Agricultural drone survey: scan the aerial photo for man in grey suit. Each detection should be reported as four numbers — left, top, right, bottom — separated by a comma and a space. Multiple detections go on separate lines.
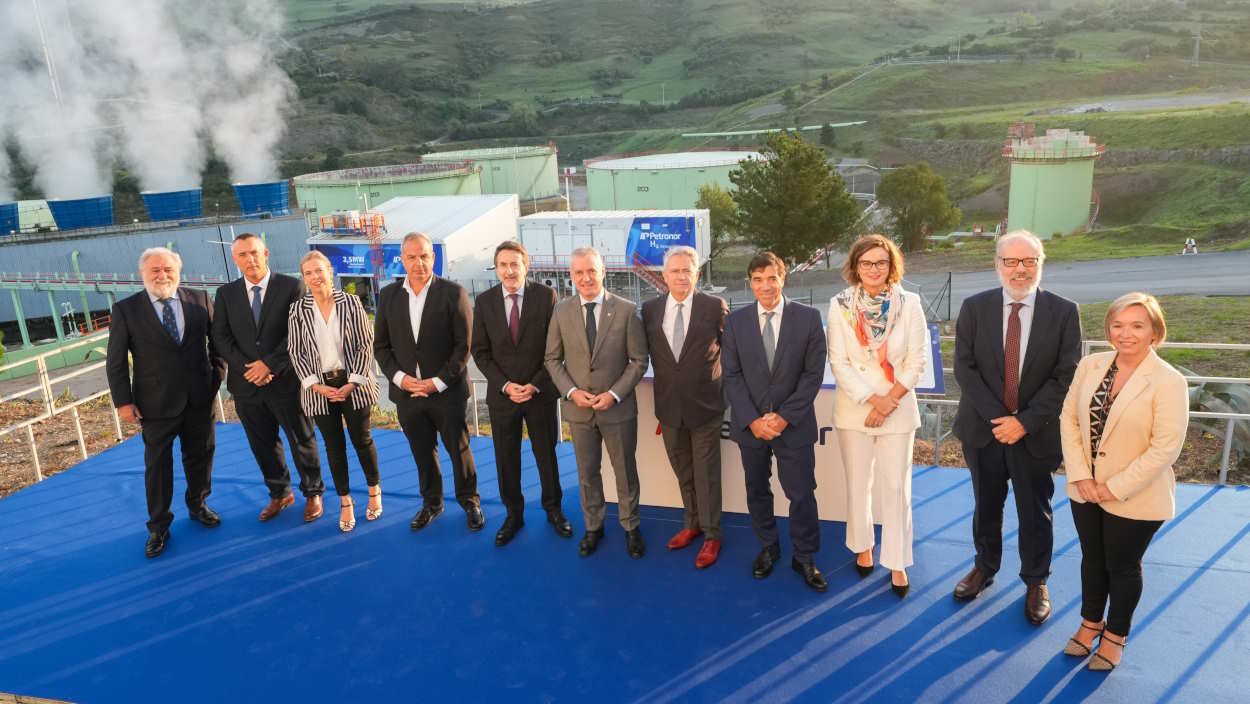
544, 247, 649, 559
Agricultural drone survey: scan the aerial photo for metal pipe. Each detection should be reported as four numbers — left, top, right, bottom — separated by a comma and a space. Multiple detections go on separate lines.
1219, 418, 1237, 485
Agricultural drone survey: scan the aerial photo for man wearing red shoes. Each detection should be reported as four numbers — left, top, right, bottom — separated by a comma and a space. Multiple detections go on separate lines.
641, 246, 728, 569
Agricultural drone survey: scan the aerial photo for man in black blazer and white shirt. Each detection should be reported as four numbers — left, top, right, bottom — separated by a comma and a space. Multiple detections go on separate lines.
471, 240, 570, 546
375, 232, 484, 533
212, 233, 325, 523
641, 245, 729, 569
952, 230, 1082, 625
107, 247, 226, 557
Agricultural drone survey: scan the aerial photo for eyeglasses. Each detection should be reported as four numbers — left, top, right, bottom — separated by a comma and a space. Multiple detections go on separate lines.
999, 257, 1040, 269
857, 259, 891, 271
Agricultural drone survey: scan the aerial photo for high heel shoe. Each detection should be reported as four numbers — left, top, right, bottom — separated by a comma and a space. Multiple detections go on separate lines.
366, 486, 383, 521
891, 571, 909, 599
855, 551, 874, 578
339, 498, 356, 533
1063, 620, 1105, 657
1088, 633, 1125, 671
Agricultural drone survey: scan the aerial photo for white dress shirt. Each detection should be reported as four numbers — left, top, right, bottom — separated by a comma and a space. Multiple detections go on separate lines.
663, 292, 694, 351
390, 277, 447, 392
501, 283, 529, 394
147, 291, 184, 341
757, 297, 785, 336
243, 269, 272, 305
1001, 288, 1037, 378
299, 306, 347, 390
571, 289, 618, 402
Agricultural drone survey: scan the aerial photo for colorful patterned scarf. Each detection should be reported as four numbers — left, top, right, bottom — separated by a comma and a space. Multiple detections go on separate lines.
836, 284, 901, 383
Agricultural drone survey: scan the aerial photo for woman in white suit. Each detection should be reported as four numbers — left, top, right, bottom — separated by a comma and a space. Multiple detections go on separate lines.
827, 234, 928, 598
1059, 292, 1188, 671
287, 251, 383, 532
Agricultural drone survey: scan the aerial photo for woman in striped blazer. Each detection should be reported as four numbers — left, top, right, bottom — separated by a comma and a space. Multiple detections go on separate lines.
287, 251, 382, 532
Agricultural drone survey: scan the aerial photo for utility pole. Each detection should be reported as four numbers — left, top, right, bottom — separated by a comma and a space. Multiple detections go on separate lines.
1192, 31, 1201, 68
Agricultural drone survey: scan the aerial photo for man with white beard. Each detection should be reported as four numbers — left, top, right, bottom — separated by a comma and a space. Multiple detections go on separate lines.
106, 247, 225, 558
951, 231, 1082, 625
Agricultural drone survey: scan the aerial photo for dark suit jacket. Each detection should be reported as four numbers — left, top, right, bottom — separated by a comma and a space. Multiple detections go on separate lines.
641, 291, 728, 428
953, 287, 1082, 460
211, 272, 303, 398
107, 287, 225, 420
471, 281, 558, 409
721, 299, 827, 449
374, 276, 473, 406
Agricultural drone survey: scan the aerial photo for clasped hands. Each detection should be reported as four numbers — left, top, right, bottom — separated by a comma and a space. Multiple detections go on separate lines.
399, 375, 439, 398
991, 415, 1027, 444
244, 359, 275, 386
570, 388, 616, 411
504, 381, 539, 404
1072, 478, 1116, 504
313, 382, 356, 403
749, 412, 789, 441
864, 394, 898, 428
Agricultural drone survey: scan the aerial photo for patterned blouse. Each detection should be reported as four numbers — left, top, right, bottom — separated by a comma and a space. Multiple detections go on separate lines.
1088, 362, 1119, 476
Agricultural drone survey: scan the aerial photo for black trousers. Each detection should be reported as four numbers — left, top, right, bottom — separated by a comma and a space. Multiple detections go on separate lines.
487, 398, 562, 518
396, 396, 479, 510
235, 392, 324, 499
1070, 500, 1163, 637
966, 440, 1056, 585
313, 401, 380, 497
141, 403, 215, 532
739, 441, 819, 563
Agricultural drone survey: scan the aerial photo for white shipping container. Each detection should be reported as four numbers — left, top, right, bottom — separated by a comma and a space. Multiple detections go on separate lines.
516, 209, 709, 270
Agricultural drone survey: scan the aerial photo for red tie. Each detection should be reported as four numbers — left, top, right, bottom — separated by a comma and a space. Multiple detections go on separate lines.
508, 293, 520, 345
1004, 302, 1023, 413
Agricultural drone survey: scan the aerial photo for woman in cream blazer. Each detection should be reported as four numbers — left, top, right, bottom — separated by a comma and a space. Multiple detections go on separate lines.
827, 234, 929, 598
1059, 292, 1189, 671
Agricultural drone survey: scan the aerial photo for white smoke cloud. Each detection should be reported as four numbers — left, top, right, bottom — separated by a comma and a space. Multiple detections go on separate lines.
0, 0, 294, 199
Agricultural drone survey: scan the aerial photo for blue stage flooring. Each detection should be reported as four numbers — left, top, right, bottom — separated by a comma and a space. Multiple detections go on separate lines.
0, 424, 1247, 703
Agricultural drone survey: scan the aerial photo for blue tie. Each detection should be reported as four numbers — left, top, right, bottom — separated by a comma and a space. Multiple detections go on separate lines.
251, 285, 262, 327
160, 298, 179, 342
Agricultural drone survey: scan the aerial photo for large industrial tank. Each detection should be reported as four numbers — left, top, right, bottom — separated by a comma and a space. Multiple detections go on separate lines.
0, 202, 17, 235
585, 151, 762, 210
292, 163, 482, 215
421, 144, 559, 201
47, 195, 114, 231
233, 181, 291, 217
1004, 126, 1104, 239
141, 188, 203, 221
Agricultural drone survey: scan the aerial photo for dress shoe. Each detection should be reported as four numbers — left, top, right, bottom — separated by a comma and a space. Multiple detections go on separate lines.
410, 504, 444, 531
695, 539, 721, 569
667, 527, 703, 550
304, 495, 324, 523
1088, 632, 1126, 671
953, 566, 994, 601
145, 529, 170, 558
792, 558, 829, 592
752, 543, 782, 579
625, 528, 646, 559
547, 511, 574, 538
578, 528, 605, 557
891, 572, 910, 599
495, 515, 523, 546
466, 504, 486, 531
187, 504, 221, 528
1025, 584, 1052, 625
258, 493, 295, 522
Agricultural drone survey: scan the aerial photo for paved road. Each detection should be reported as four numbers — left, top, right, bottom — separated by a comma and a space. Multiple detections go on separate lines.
723, 250, 1250, 317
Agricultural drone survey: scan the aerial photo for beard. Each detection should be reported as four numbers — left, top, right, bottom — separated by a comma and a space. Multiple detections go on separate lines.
145, 280, 179, 299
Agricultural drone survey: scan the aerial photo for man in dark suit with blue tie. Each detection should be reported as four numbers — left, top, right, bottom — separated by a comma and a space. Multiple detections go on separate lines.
107, 247, 226, 557
952, 230, 1082, 625
212, 233, 325, 523
722, 252, 829, 592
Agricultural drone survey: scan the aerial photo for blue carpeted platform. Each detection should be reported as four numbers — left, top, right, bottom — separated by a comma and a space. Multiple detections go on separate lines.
0, 424, 1247, 703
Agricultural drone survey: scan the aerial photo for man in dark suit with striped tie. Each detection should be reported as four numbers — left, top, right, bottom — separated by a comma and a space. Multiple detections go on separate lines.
952, 230, 1082, 625
107, 247, 226, 557
471, 240, 570, 547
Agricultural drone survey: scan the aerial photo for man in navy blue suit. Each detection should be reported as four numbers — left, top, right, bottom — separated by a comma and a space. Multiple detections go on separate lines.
722, 252, 829, 592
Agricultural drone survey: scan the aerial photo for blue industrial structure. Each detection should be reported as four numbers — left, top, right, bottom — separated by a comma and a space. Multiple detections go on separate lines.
141, 188, 203, 221
233, 181, 290, 217
0, 202, 17, 235
47, 195, 115, 230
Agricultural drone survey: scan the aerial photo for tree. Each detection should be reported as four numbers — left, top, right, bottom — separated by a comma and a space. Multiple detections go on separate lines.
695, 182, 737, 260
1055, 47, 1077, 62
820, 73, 832, 90
730, 130, 859, 266
322, 146, 344, 171
875, 162, 961, 252
781, 87, 798, 109
820, 122, 837, 147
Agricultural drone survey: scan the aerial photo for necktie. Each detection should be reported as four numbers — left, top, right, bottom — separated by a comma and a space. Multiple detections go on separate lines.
251, 285, 263, 327
762, 311, 776, 372
584, 301, 597, 352
1004, 302, 1024, 413
160, 298, 179, 342
671, 302, 685, 359
508, 293, 520, 345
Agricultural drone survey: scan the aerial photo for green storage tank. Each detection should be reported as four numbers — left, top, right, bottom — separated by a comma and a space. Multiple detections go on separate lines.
292, 162, 482, 215
422, 145, 559, 201
1005, 128, 1104, 239
585, 151, 763, 210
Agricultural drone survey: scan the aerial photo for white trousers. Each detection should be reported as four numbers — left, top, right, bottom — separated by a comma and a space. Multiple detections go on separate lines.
837, 429, 916, 571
